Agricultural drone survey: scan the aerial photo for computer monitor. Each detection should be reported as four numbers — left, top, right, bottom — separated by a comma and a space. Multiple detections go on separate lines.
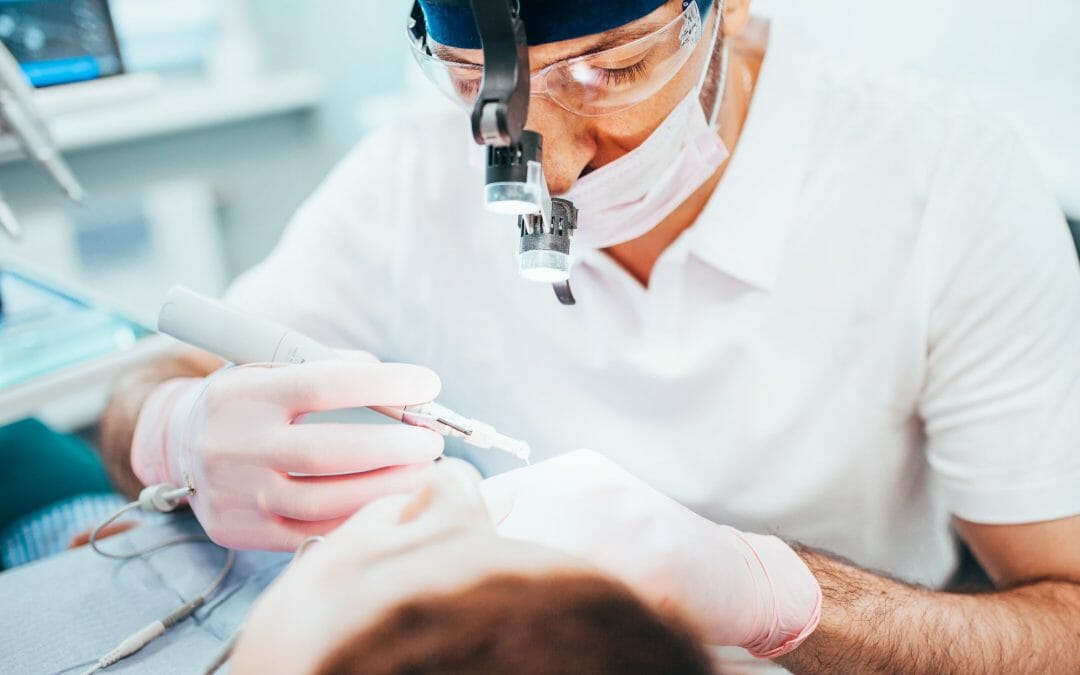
0, 0, 123, 87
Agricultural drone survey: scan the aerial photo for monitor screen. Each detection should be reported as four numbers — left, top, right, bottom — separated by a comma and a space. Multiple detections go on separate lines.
0, 0, 123, 87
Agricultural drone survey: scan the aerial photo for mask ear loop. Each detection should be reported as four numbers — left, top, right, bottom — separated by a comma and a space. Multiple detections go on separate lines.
695, 0, 729, 129
709, 42, 730, 128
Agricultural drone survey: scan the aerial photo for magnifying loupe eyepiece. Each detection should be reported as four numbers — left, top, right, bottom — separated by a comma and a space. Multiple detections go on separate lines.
518, 197, 577, 283
485, 130, 544, 215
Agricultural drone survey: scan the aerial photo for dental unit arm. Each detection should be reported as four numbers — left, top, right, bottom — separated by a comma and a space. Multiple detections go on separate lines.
0, 41, 85, 240
410, 0, 578, 304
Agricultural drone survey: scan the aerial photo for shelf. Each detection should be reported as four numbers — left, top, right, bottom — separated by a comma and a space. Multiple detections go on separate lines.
0, 70, 325, 163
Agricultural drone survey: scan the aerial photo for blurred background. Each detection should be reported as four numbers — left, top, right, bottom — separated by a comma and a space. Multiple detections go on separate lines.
0, 0, 419, 322
0, 0, 1076, 322
0, 0, 1075, 556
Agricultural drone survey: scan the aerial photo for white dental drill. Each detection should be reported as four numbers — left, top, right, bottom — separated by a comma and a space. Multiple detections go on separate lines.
157, 285, 530, 460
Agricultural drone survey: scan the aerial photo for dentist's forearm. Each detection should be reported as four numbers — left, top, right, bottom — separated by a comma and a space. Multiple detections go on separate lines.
777, 549, 1080, 674
98, 348, 222, 498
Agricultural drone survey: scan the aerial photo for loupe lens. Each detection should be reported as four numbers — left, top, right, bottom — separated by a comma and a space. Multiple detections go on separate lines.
519, 249, 571, 282
485, 181, 542, 215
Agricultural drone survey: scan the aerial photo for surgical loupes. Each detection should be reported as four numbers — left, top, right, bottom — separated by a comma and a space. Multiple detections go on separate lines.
466, 0, 578, 304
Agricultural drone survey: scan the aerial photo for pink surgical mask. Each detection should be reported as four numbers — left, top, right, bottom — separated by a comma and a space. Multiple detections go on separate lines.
562, 22, 729, 251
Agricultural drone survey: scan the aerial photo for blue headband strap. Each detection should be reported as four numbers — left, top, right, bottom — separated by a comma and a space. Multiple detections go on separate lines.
418, 0, 713, 49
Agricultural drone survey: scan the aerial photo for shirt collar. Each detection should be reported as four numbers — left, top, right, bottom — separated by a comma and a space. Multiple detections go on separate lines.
687, 20, 820, 291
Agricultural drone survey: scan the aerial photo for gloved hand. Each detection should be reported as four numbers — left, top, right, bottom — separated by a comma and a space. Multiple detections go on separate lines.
130, 354, 444, 551
480, 450, 822, 658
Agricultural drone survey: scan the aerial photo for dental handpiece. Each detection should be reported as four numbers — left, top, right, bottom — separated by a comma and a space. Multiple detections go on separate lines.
0, 43, 85, 203
157, 286, 530, 460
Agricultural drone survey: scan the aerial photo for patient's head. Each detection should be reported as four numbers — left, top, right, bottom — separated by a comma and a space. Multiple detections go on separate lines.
231, 460, 712, 675
317, 572, 711, 675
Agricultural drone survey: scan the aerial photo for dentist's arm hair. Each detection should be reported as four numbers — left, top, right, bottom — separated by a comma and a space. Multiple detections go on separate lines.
98, 347, 224, 498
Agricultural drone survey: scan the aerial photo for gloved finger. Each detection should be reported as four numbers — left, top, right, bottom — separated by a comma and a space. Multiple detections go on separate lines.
324, 462, 491, 563
398, 458, 486, 525
333, 349, 380, 363
346, 493, 415, 529
260, 361, 442, 414
437, 457, 483, 486
478, 472, 521, 526
478, 449, 617, 523
254, 515, 353, 553
327, 493, 416, 550
197, 506, 353, 551
271, 423, 444, 474
260, 463, 434, 522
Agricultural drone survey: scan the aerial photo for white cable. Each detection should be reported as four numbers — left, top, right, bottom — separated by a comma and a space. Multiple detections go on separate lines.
79, 622, 165, 675
79, 370, 270, 673
88, 485, 202, 559
80, 485, 237, 673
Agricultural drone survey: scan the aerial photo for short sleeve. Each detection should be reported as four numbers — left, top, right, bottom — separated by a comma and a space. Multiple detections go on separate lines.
920, 128, 1080, 525
225, 125, 414, 357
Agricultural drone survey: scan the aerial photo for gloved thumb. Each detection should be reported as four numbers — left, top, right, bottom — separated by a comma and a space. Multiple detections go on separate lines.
398, 457, 486, 526
478, 473, 519, 527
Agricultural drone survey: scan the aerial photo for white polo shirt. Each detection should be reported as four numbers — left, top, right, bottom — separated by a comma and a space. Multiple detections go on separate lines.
229, 19, 1080, 599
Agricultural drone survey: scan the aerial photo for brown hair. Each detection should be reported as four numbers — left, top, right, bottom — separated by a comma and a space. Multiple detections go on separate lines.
316, 573, 713, 675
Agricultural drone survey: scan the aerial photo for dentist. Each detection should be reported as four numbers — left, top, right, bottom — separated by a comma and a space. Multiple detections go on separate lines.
101, 1, 1080, 671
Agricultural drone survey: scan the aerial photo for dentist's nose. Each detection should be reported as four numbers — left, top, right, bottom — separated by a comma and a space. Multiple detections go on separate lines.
526, 97, 596, 196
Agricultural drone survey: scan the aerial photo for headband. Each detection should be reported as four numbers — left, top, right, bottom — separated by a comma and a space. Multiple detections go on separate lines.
417, 0, 714, 49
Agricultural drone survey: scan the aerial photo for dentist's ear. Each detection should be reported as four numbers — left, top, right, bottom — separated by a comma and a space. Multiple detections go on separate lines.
720, 0, 752, 38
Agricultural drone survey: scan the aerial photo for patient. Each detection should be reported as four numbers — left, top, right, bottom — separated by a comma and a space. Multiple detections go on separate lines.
231, 460, 713, 675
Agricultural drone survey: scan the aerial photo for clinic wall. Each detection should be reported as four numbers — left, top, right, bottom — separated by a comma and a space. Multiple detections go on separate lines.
0, 2, 414, 320
247, 0, 412, 154
754, 0, 1080, 219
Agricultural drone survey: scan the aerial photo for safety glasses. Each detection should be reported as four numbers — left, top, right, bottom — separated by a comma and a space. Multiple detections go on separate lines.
408, 1, 705, 117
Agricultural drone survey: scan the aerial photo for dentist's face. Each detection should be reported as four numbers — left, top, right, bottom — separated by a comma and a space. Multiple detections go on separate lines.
231, 460, 592, 675
435, 0, 751, 194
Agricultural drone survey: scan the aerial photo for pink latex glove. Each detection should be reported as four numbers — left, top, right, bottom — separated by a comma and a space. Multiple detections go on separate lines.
480, 450, 822, 658
130, 354, 444, 551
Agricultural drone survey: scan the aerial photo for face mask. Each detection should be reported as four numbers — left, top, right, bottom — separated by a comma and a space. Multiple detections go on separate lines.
562, 11, 729, 250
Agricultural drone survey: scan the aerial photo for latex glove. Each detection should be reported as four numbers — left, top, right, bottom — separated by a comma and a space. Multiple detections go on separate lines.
130, 354, 444, 551
480, 450, 822, 658
231, 458, 498, 675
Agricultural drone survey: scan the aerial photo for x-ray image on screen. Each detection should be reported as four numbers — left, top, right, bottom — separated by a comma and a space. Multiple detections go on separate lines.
0, 0, 123, 87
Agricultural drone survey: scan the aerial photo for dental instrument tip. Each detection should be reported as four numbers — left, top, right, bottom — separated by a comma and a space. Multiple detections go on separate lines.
492, 434, 531, 462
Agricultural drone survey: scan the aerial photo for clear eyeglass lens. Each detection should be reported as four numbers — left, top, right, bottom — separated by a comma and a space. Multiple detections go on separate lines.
411, 48, 482, 106
411, 2, 703, 116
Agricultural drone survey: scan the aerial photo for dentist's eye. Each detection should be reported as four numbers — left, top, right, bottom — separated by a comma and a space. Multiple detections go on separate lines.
595, 57, 651, 86
453, 77, 481, 101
